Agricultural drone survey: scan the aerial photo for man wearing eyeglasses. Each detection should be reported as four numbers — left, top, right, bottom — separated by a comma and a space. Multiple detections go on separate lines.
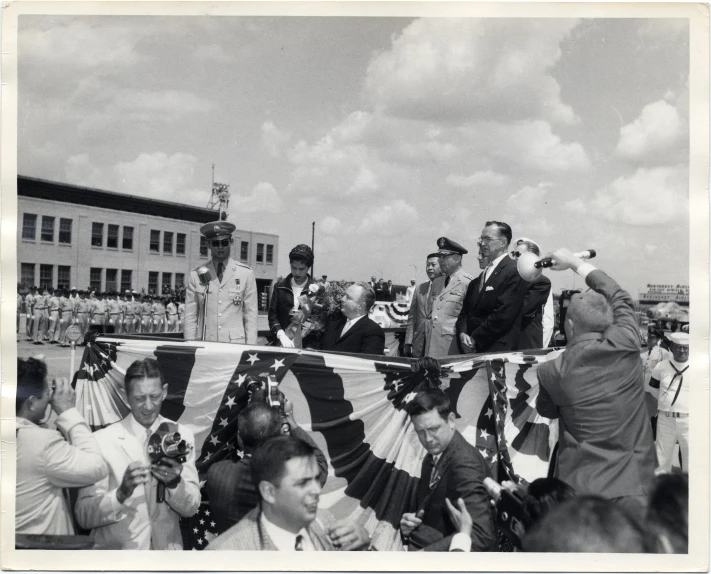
456, 221, 527, 354
184, 220, 258, 344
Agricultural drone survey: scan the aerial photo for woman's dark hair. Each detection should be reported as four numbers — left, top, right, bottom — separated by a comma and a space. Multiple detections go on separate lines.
124, 358, 164, 395
288, 244, 314, 268
17, 357, 48, 413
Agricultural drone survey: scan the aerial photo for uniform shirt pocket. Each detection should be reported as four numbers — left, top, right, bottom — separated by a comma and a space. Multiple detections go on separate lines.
229, 327, 245, 343
442, 298, 463, 316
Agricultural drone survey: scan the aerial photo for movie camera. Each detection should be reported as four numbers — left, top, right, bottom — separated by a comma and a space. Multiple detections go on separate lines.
245, 374, 290, 434
147, 421, 193, 503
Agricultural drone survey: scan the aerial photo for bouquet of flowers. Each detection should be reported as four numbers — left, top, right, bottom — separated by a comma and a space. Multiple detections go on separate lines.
284, 281, 350, 349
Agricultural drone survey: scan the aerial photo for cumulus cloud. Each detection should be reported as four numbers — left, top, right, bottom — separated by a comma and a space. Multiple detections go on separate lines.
194, 44, 231, 63
112, 152, 202, 203
65, 153, 105, 189
589, 165, 688, 226
447, 170, 509, 188
616, 100, 685, 163
365, 18, 579, 125
230, 182, 284, 214
357, 200, 419, 236
261, 121, 292, 157
346, 168, 379, 196
321, 216, 347, 236
506, 182, 553, 214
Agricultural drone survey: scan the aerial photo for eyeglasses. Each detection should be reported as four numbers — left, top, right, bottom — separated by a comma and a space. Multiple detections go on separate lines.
477, 236, 501, 244
511, 250, 521, 258
210, 238, 231, 248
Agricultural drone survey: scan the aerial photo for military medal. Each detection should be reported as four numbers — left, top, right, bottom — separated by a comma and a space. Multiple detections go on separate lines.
232, 278, 242, 306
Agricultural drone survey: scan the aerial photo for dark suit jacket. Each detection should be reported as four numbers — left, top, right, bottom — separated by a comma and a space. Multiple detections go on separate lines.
267, 274, 316, 336
321, 316, 385, 355
517, 275, 551, 350
405, 281, 433, 357
455, 256, 527, 353
536, 269, 656, 499
206, 427, 328, 534
411, 431, 496, 552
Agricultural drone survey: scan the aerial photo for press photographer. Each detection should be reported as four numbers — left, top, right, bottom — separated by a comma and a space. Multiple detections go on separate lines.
75, 358, 200, 550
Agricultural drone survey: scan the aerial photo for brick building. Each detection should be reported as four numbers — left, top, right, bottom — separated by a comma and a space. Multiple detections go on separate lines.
17, 176, 279, 310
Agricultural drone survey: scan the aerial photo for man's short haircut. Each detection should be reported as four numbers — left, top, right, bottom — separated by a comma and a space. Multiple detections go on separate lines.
251, 435, 316, 490
355, 282, 376, 313
521, 496, 648, 552
17, 357, 48, 413
485, 221, 513, 247
646, 473, 688, 553
406, 388, 452, 419
237, 402, 282, 451
516, 239, 540, 257
522, 477, 577, 530
567, 292, 614, 333
124, 358, 164, 395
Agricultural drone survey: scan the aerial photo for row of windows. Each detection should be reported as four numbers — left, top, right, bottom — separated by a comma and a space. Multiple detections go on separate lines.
22, 214, 73, 243
148, 229, 186, 255
197, 238, 274, 263
147, 271, 185, 294
20, 263, 72, 289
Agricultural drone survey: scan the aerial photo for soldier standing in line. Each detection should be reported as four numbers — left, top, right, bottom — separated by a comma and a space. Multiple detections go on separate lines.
58, 289, 74, 347
106, 292, 121, 333
166, 297, 179, 332
140, 294, 153, 334
41, 288, 52, 341
74, 290, 91, 344
131, 292, 142, 334
93, 292, 107, 329
121, 291, 134, 334
151, 296, 164, 334
25, 286, 36, 341
183, 221, 258, 343
48, 289, 61, 344
177, 296, 186, 334
31, 288, 47, 345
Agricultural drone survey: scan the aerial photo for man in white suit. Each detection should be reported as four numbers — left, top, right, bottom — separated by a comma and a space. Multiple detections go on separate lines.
404, 254, 443, 358
183, 220, 258, 343
75, 358, 200, 550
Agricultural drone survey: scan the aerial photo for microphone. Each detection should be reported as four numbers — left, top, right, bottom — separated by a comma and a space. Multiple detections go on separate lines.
197, 266, 212, 286
534, 249, 596, 269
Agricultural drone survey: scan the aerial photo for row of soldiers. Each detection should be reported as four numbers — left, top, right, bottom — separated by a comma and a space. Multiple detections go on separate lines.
19, 287, 186, 345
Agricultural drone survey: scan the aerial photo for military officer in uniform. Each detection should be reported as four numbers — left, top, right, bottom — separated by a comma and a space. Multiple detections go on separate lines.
25, 286, 36, 340
31, 288, 48, 345
184, 220, 258, 343
58, 289, 74, 347
166, 297, 179, 332
427, 237, 473, 357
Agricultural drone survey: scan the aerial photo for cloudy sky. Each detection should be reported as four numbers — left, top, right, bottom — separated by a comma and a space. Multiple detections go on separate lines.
17, 14, 690, 295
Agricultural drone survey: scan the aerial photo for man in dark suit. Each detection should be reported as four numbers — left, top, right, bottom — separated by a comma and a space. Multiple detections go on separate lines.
400, 389, 496, 552
456, 221, 527, 354
206, 400, 328, 534
512, 238, 552, 350
207, 436, 371, 550
321, 283, 385, 355
404, 254, 443, 357
536, 248, 656, 521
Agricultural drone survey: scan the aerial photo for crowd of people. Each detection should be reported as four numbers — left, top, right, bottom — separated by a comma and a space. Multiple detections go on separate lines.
18, 286, 186, 344
14, 217, 691, 553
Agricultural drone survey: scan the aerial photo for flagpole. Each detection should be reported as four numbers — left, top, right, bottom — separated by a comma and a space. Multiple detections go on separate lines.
311, 222, 315, 278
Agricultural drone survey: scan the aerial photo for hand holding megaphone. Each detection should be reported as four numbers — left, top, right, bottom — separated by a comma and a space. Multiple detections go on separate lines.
518, 248, 596, 282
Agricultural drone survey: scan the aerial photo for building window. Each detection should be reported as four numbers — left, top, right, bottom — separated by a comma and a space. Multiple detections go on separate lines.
92, 222, 104, 247
121, 270, 132, 293
22, 213, 37, 240
57, 266, 71, 289
240, 241, 249, 261
106, 269, 118, 293
200, 236, 208, 257
266, 244, 274, 264
163, 231, 173, 254
41, 216, 55, 242
123, 226, 134, 250
21, 263, 35, 286
175, 273, 185, 288
107, 224, 119, 249
148, 271, 159, 294
150, 230, 160, 252
59, 218, 72, 244
162, 272, 172, 294
176, 233, 186, 255
90, 268, 102, 292
39, 264, 53, 289
256, 243, 264, 263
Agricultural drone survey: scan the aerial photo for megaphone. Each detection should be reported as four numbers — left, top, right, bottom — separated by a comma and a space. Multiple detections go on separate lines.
517, 250, 596, 282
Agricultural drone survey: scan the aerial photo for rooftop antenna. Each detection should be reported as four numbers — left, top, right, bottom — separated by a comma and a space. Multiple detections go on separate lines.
207, 164, 230, 219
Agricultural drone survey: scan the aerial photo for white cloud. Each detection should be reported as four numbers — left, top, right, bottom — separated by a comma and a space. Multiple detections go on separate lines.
230, 182, 284, 214
446, 170, 509, 188
194, 44, 231, 63
564, 198, 586, 214
346, 168, 379, 196
645, 244, 659, 255
357, 200, 419, 237
506, 182, 553, 214
261, 121, 292, 158
321, 216, 346, 236
365, 18, 579, 125
590, 165, 688, 226
65, 153, 105, 189
616, 100, 685, 163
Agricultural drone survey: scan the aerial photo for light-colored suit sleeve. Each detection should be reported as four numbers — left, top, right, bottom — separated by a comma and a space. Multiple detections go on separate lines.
405, 289, 419, 346
242, 271, 258, 344
164, 426, 201, 518
183, 270, 198, 340
42, 408, 108, 488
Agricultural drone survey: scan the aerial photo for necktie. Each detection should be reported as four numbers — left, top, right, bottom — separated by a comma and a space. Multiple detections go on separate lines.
295, 534, 304, 551
217, 262, 224, 282
479, 266, 491, 293
444, 276, 450, 288
340, 320, 351, 338
666, 363, 689, 406
429, 456, 440, 489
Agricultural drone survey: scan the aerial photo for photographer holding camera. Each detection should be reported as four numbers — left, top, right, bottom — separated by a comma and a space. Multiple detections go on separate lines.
16, 357, 108, 536
75, 359, 200, 550
207, 390, 328, 535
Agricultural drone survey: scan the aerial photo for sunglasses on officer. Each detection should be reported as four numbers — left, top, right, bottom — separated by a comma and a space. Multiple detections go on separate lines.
210, 238, 231, 248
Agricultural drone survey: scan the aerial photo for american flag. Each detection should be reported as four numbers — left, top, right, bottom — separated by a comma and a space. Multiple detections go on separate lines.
75, 338, 560, 550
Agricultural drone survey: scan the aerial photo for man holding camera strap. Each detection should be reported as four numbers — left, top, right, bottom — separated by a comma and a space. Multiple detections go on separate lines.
75, 358, 200, 550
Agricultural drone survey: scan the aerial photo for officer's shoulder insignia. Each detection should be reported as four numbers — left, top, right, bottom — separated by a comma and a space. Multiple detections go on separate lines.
462, 272, 474, 281
236, 261, 252, 270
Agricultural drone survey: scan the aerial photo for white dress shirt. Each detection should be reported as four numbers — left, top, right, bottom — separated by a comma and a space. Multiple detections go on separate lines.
484, 253, 508, 282
261, 513, 314, 550
341, 314, 365, 337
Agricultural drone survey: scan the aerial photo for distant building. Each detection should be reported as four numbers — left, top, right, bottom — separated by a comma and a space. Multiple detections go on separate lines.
638, 283, 689, 306
17, 176, 279, 311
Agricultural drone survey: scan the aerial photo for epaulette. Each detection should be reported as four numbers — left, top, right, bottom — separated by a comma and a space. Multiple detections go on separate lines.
235, 261, 252, 270
462, 272, 474, 281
